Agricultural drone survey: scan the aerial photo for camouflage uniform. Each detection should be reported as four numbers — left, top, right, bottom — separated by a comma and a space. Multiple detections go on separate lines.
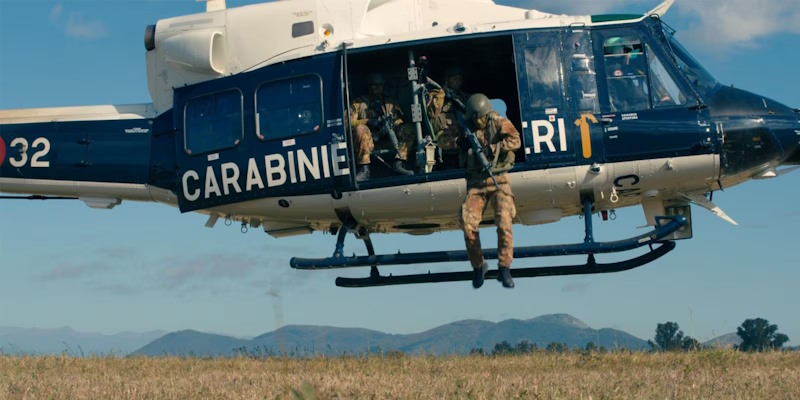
350, 95, 416, 165
426, 87, 468, 151
458, 111, 521, 269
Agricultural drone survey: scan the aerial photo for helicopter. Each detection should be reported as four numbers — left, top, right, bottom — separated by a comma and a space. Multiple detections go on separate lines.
1, 0, 798, 288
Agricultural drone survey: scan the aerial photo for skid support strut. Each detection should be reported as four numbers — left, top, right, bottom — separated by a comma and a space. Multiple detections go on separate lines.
330, 226, 380, 278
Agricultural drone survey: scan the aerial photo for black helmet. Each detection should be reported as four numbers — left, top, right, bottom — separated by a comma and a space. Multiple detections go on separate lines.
367, 73, 385, 85
465, 93, 492, 120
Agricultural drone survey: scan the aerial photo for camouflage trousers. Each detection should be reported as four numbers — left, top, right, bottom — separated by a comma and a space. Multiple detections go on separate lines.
354, 124, 416, 165
458, 173, 516, 269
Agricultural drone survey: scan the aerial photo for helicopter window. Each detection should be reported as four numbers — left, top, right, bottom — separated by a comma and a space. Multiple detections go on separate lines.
646, 44, 687, 108
183, 89, 243, 155
292, 21, 314, 38
603, 36, 649, 112
256, 75, 323, 141
666, 34, 720, 99
566, 31, 599, 114
523, 46, 563, 108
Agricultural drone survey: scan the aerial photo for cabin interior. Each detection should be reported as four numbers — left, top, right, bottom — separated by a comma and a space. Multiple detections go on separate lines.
346, 34, 522, 179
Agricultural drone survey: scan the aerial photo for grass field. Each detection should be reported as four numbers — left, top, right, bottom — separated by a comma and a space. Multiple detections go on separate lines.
1, 350, 798, 399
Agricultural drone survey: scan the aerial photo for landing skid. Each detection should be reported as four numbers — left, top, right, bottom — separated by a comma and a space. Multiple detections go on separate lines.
290, 199, 687, 288
336, 241, 675, 288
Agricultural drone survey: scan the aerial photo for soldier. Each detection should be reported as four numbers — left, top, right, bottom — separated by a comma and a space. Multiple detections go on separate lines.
603, 37, 649, 112
458, 93, 520, 289
426, 66, 469, 153
350, 73, 416, 181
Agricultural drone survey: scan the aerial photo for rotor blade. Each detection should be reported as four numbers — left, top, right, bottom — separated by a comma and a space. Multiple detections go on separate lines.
647, 0, 675, 17
679, 192, 738, 226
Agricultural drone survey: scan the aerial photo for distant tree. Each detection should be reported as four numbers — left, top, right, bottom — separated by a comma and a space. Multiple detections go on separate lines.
584, 341, 598, 353
681, 336, 700, 351
648, 322, 684, 351
470, 347, 485, 355
736, 318, 790, 352
492, 340, 514, 355
545, 342, 568, 353
514, 340, 536, 354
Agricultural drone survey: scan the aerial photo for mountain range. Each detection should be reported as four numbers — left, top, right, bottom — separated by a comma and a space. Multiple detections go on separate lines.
4, 314, 757, 357
133, 314, 649, 356
0, 326, 165, 356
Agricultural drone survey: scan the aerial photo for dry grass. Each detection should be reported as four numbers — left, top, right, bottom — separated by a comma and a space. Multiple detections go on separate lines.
1, 350, 799, 399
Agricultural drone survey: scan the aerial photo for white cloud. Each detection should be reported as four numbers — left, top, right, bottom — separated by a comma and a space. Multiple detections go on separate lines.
673, 0, 800, 50
96, 246, 139, 259
49, 3, 63, 23
47, 3, 108, 40
37, 263, 109, 281
500, 0, 800, 54
65, 13, 108, 39
158, 253, 259, 288
560, 281, 590, 293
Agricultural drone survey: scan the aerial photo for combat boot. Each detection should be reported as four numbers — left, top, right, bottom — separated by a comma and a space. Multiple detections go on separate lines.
392, 160, 414, 176
497, 266, 514, 289
355, 164, 370, 182
472, 262, 488, 289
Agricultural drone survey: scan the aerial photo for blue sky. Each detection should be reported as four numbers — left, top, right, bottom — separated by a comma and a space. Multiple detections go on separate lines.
1, 0, 798, 345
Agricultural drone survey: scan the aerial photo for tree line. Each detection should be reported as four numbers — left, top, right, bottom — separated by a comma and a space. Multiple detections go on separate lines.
471, 317, 791, 355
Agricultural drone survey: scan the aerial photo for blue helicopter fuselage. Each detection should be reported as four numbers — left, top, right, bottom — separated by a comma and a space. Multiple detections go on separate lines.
1, 8, 798, 238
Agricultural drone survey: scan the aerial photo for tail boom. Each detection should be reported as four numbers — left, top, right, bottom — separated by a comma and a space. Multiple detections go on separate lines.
0, 104, 171, 206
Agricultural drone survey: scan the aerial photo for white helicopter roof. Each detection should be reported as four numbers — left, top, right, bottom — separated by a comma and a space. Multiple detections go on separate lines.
143, 0, 674, 113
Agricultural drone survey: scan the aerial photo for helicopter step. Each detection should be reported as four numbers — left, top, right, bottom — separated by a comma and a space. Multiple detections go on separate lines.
290, 199, 688, 287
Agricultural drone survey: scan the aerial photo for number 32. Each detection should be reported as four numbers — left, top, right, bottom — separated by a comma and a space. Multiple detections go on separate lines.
9, 137, 50, 168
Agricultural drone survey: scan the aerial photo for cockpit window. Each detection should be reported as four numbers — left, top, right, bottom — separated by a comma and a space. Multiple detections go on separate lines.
646, 44, 688, 108
603, 36, 649, 112
666, 34, 721, 99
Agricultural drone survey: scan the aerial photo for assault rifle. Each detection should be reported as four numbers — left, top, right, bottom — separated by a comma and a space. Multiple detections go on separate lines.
369, 101, 401, 158
457, 113, 500, 189
425, 77, 499, 188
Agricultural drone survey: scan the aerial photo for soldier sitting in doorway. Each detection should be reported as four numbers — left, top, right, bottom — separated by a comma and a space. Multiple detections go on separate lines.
350, 73, 416, 182
427, 66, 470, 155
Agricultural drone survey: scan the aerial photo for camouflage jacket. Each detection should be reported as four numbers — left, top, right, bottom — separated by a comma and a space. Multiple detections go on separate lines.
466, 111, 521, 175
426, 87, 468, 134
350, 94, 404, 128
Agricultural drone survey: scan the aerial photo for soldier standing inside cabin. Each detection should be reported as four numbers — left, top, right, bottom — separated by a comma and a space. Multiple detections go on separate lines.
350, 73, 416, 181
458, 93, 520, 289
427, 66, 469, 153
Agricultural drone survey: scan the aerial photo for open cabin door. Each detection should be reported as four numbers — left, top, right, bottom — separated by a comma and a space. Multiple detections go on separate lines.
174, 53, 348, 212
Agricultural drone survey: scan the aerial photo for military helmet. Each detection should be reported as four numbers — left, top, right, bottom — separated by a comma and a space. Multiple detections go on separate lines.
367, 73, 385, 85
465, 93, 492, 120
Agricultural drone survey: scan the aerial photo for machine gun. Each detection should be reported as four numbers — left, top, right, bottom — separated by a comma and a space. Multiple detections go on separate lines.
369, 101, 402, 158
